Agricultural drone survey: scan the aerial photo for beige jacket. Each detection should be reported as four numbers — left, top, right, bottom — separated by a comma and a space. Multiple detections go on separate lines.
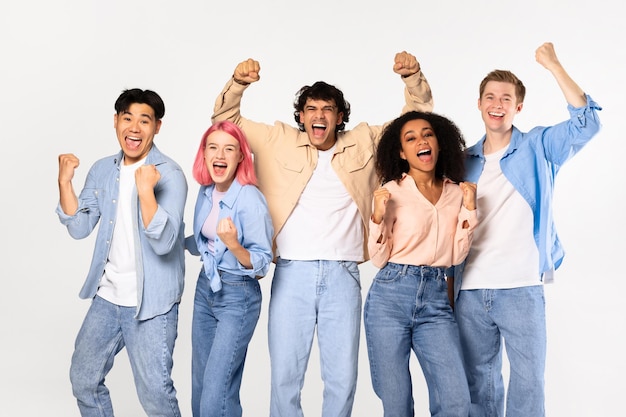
212, 72, 433, 261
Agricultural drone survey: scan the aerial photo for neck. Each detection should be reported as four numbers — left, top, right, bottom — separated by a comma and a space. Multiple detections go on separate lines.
408, 171, 438, 188
483, 129, 512, 154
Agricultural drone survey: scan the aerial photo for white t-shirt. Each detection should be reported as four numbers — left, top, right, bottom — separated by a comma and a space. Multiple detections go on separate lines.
201, 188, 227, 254
276, 144, 363, 262
97, 157, 145, 306
461, 147, 541, 289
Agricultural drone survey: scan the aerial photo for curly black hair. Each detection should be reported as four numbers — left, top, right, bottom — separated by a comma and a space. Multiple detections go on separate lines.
293, 81, 351, 132
375, 111, 466, 184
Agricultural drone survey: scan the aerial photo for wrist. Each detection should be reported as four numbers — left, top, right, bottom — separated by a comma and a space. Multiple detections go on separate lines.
401, 67, 421, 78
233, 77, 250, 86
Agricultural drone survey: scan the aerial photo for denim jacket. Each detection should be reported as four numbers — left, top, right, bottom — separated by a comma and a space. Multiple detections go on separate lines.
57, 145, 188, 320
186, 179, 273, 292
451, 95, 602, 298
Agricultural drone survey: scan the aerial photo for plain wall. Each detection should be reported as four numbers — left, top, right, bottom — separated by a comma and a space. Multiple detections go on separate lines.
1, 1, 624, 416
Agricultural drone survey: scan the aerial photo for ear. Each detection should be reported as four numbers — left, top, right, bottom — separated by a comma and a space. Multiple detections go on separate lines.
477, 98, 481, 110
516, 102, 524, 113
400, 149, 406, 160
299, 111, 304, 124
154, 119, 162, 134
337, 112, 344, 125
113, 113, 118, 128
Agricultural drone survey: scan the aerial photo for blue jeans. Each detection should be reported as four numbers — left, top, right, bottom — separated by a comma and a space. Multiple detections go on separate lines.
268, 258, 362, 417
191, 271, 262, 417
364, 263, 470, 417
70, 296, 180, 417
455, 286, 546, 417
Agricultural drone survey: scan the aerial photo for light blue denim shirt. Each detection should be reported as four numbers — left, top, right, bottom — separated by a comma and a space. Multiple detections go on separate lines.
451, 95, 602, 297
186, 179, 273, 292
56, 145, 188, 320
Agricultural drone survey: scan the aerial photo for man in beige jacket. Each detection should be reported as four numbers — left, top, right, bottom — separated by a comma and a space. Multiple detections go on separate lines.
212, 53, 433, 417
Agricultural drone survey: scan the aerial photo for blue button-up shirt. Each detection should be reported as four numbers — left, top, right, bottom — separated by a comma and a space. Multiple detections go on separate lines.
452, 95, 602, 297
57, 145, 188, 320
186, 179, 273, 291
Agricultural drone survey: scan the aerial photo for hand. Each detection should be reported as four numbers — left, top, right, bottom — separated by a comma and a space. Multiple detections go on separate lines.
233, 58, 261, 84
58, 153, 80, 184
535, 42, 561, 72
371, 187, 391, 224
459, 182, 477, 211
217, 217, 239, 248
393, 51, 421, 77
135, 164, 160, 195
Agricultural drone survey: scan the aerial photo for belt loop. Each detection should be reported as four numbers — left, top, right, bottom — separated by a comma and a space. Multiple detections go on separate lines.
401, 264, 409, 275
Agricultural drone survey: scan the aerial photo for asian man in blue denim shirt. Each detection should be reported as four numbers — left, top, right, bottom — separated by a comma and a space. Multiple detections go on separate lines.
56, 88, 187, 417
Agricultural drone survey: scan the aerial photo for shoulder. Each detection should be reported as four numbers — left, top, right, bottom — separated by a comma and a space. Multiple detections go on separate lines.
238, 183, 265, 200
342, 122, 380, 137
152, 149, 184, 172
90, 153, 121, 172
382, 178, 403, 192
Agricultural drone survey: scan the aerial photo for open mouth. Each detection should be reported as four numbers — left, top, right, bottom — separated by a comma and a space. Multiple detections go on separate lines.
312, 123, 327, 137
417, 149, 432, 161
488, 111, 505, 117
126, 136, 142, 149
212, 162, 228, 176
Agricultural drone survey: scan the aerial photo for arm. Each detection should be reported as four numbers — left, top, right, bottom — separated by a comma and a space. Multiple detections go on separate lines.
535, 42, 586, 108
368, 187, 393, 268
393, 51, 434, 113
212, 58, 277, 153
135, 164, 160, 228
221, 188, 274, 277
451, 206, 478, 266
534, 43, 602, 163
212, 58, 260, 126
217, 217, 252, 268
58, 153, 80, 215
56, 156, 102, 239
450, 181, 478, 265
142, 165, 188, 255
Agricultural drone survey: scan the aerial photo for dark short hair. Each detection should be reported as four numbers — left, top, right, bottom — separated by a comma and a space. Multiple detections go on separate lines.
114, 88, 165, 120
376, 111, 466, 184
293, 81, 351, 132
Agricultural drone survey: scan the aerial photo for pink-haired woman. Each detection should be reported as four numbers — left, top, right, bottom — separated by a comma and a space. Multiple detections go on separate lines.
186, 120, 273, 417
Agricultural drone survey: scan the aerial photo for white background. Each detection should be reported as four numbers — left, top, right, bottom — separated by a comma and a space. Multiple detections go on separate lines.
2, 1, 624, 416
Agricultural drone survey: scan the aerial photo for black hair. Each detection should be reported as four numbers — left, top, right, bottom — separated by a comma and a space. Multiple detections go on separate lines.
376, 111, 466, 184
292, 81, 351, 132
114, 88, 165, 120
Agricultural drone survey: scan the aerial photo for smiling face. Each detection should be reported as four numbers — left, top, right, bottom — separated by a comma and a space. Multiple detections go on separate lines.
399, 118, 440, 176
204, 130, 244, 192
478, 80, 523, 135
299, 98, 343, 151
114, 103, 161, 165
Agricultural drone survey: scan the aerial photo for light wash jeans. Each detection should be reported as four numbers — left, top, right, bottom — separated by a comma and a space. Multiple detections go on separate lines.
364, 263, 470, 417
268, 258, 362, 417
191, 271, 262, 417
455, 286, 546, 417
70, 295, 180, 417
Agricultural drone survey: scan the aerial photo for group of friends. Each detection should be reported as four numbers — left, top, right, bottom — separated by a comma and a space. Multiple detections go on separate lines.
56, 42, 602, 417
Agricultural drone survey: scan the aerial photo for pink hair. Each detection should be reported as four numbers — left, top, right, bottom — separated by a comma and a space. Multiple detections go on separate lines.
192, 121, 258, 186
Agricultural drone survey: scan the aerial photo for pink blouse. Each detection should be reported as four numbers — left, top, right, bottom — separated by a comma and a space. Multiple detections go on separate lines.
368, 175, 477, 269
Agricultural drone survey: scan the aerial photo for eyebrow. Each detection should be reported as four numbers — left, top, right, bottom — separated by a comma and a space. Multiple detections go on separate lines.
403, 127, 432, 136
122, 110, 154, 120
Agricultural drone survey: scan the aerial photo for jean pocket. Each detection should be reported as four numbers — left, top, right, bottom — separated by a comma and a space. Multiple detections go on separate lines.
341, 261, 361, 288
275, 257, 293, 268
372, 267, 401, 284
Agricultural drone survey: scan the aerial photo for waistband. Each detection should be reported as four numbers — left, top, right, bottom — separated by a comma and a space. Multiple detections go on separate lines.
384, 262, 445, 278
